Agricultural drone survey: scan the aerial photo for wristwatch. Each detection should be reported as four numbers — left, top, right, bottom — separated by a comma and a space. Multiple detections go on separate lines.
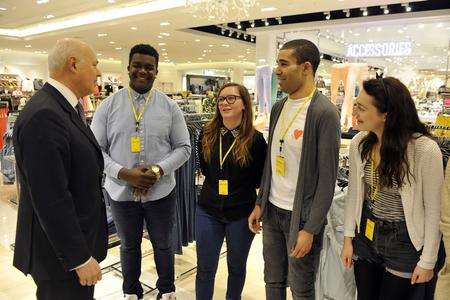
151, 165, 162, 180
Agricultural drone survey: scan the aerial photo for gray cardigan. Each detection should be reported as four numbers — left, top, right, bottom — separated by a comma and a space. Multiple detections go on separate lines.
256, 90, 341, 249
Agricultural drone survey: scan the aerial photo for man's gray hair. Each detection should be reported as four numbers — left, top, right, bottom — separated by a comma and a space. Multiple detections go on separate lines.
48, 38, 86, 74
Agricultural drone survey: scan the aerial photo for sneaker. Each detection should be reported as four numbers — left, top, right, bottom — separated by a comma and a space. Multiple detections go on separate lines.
156, 292, 176, 300
124, 294, 139, 300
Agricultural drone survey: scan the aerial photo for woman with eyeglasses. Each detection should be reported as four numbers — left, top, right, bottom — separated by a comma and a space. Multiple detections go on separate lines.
195, 82, 267, 300
340, 77, 444, 299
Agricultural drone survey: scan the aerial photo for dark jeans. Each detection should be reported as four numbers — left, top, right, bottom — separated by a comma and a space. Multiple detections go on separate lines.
353, 202, 424, 300
195, 206, 255, 300
262, 202, 323, 300
33, 276, 94, 300
109, 189, 176, 298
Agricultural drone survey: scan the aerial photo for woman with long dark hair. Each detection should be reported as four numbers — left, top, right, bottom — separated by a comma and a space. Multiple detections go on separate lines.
196, 83, 267, 300
341, 77, 443, 299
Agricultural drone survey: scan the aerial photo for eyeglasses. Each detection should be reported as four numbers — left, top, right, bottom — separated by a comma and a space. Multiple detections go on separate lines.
217, 95, 241, 104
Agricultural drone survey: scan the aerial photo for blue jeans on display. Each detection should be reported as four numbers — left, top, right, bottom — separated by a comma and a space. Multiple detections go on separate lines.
263, 202, 324, 300
195, 206, 255, 300
109, 189, 176, 299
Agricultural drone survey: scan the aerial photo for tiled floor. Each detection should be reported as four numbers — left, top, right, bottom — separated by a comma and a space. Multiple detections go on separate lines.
0, 181, 291, 300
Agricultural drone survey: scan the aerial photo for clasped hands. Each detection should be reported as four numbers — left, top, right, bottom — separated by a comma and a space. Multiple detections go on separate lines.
118, 166, 160, 198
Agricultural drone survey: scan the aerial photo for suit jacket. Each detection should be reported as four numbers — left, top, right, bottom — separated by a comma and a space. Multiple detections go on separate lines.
12, 83, 108, 281
256, 90, 340, 249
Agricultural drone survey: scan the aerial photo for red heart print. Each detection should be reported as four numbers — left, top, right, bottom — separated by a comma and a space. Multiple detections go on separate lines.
294, 129, 303, 139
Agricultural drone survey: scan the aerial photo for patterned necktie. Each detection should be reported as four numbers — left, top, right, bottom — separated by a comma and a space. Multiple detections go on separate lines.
76, 100, 87, 125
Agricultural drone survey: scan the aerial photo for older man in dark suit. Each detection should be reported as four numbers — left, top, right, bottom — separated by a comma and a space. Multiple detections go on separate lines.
12, 38, 108, 300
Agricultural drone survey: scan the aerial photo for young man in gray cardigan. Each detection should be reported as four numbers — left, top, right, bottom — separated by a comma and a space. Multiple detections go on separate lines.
248, 39, 340, 299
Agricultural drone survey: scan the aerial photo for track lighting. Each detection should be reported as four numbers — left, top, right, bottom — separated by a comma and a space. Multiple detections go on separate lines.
401, 3, 412, 12
360, 7, 368, 16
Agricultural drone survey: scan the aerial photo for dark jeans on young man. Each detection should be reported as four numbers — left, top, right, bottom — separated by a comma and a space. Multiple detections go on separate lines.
195, 206, 255, 300
352, 201, 424, 300
109, 189, 176, 299
262, 202, 324, 300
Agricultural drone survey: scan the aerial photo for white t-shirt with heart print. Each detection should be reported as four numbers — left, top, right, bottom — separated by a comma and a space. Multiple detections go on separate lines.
269, 96, 311, 211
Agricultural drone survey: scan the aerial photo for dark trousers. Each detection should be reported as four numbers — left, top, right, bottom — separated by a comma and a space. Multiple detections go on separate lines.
33, 276, 94, 300
109, 189, 176, 298
262, 202, 323, 300
195, 206, 255, 300
354, 259, 421, 300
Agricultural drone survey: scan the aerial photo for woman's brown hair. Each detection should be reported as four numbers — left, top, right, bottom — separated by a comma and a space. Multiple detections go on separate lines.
201, 82, 255, 167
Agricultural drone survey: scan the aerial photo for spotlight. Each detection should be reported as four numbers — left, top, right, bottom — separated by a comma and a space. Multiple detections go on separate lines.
236, 33, 242, 38
221, 28, 225, 35
276, 17, 282, 25
381, 5, 389, 14
360, 7, 368, 16
228, 30, 233, 37
250, 20, 255, 28
401, 3, 412, 12
324, 11, 331, 20
237, 22, 242, 29
343, 9, 350, 18
251, 36, 255, 42
244, 34, 248, 40
263, 18, 269, 26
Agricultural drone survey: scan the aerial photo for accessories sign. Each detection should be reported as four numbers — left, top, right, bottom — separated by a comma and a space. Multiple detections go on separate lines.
347, 41, 412, 57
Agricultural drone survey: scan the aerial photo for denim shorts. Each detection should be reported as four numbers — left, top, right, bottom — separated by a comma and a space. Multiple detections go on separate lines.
353, 202, 421, 273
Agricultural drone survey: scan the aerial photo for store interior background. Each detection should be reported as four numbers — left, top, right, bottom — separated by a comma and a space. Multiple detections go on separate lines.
0, 0, 449, 299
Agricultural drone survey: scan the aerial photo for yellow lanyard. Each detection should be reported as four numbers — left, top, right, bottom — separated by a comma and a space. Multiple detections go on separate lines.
370, 153, 379, 202
219, 134, 237, 170
278, 89, 316, 153
127, 88, 153, 131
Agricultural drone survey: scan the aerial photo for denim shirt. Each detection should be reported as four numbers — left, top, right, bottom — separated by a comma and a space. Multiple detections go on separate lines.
91, 87, 191, 202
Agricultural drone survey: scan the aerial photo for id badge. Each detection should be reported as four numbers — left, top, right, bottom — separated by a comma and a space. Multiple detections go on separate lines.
275, 155, 286, 177
218, 180, 228, 196
365, 218, 375, 241
130, 136, 141, 153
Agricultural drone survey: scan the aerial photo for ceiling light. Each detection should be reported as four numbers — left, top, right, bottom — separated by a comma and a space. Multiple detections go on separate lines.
381, 5, 389, 14
276, 17, 282, 25
418, 24, 425, 29
109, 41, 115, 44
160, 21, 170, 26
377, 27, 382, 32
222, 44, 230, 47
437, 23, 443, 28
97, 53, 102, 56
236, 32, 242, 38
157, 35, 163, 38
208, 44, 213, 47
198, 57, 203, 60
250, 20, 255, 28
238, 55, 245, 58
251, 36, 255, 42
398, 29, 404, 34
360, 7, 368, 16
44, 14, 54, 19
158, 42, 166, 46
366, 28, 371, 32
229, 30, 233, 37
97, 33, 107, 37
25, 45, 32, 48
261, 7, 277, 12
324, 12, 331, 20
130, 26, 137, 30
36, 0, 49, 4
115, 47, 122, 50
107, 0, 116, 3
263, 19, 269, 26
202, 54, 206, 57
244, 34, 248, 40
161, 48, 166, 51
343, 9, 350, 18
221, 28, 225, 35
237, 22, 242, 29
401, 3, 412, 12
195, 39, 200, 42
354, 33, 360, 36
0, 7, 6, 11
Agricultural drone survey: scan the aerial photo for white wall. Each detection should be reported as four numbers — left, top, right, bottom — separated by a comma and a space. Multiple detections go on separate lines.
0, 51, 48, 81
